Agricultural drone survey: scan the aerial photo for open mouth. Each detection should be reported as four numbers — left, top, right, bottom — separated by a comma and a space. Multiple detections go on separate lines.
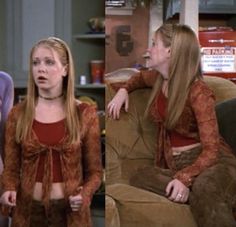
37, 76, 48, 83
38, 76, 47, 81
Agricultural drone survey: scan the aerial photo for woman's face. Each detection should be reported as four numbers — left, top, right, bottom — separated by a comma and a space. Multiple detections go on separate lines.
32, 46, 67, 92
147, 33, 170, 72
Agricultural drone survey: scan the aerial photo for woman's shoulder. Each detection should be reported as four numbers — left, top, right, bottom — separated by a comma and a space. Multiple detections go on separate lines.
190, 79, 214, 97
76, 100, 97, 115
7, 101, 25, 120
11, 101, 25, 111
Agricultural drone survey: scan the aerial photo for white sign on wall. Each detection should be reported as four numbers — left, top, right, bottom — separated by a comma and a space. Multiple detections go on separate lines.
201, 47, 236, 73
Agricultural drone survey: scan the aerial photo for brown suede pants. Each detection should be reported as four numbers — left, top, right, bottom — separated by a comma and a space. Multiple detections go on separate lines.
130, 147, 236, 227
30, 199, 68, 227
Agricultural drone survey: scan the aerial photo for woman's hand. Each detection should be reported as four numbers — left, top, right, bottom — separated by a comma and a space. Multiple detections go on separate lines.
0, 191, 17, 207
69, 194, 83, 212
107, 88, 129, 120
69, 187, 83, 212
165, 179, 189, 203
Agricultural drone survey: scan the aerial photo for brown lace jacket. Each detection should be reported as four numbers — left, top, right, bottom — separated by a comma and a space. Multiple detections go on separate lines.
1, 102, 102, 227
117, 69, 232, 187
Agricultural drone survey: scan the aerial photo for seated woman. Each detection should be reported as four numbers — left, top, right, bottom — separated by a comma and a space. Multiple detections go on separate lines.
108, 23, 236, 227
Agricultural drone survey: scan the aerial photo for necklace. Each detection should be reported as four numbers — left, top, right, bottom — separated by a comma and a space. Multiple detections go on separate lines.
38, 93, 63, 100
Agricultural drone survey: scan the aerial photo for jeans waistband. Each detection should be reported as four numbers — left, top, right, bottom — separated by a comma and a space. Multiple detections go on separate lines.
32, 198, 66, 207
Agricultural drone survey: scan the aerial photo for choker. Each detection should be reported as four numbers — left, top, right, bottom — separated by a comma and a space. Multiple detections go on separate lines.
38, 93, 64, 100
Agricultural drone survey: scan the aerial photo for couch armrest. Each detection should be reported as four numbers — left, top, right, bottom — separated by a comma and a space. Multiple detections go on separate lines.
106, 194, 120, 227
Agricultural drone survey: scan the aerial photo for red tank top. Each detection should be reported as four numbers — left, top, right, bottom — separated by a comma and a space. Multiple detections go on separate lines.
33, 119, 66, 182
157, 91, 197, 147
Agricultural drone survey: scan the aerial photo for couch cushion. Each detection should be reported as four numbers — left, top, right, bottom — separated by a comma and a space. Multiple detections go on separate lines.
106, 184, 197, 227
106, 85, 157, 184
106, 137, 154, 185
106, 85, 157, 156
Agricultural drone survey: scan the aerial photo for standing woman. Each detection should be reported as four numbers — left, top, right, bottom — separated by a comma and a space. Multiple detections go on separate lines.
0, 37, 102, 227
0, 71, 14, 227
108, 24, 236, 227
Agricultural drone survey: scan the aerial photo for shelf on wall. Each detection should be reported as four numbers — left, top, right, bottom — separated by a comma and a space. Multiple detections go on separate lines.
74, 33, 105, 39
75, 83, 106, 89
105, 6, 135, 15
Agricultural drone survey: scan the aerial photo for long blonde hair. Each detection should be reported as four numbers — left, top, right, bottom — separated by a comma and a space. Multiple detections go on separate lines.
146, 24, 202, 129
16, 37, 80, 144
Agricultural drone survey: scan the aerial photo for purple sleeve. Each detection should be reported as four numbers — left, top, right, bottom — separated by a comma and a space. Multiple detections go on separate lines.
0, 71, 14, 158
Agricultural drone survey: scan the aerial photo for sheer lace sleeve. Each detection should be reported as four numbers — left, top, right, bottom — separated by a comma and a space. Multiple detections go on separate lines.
111, 69, 158, 93
1, 106, 21, 191
174, 81, 220, 186
80, 104, 103, 206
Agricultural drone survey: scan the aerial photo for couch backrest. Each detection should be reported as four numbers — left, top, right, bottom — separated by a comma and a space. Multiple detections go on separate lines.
105, 69, 236, 184
203, 76, 236, 103
106, 85, 156, 184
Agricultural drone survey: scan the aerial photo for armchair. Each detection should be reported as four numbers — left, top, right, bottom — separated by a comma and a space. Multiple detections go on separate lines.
105, 68, 236, 227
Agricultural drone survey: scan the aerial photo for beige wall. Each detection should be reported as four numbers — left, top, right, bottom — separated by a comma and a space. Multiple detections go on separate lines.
105, 7, 150, 73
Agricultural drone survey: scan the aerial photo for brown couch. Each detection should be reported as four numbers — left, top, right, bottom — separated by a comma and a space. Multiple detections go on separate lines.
105, 68, 236, 227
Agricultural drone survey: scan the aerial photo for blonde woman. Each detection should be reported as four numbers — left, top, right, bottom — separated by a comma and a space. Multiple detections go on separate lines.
108, 24, 236, 227
0, 37, 102, 227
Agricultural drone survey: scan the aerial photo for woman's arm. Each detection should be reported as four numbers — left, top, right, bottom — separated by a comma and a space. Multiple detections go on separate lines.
108, 69, 158, 119
1, 74, 14, 127
111, 69, 158, 93
174, 82, 220, 187
81, 105, 103, 206
0, 73, 14, 163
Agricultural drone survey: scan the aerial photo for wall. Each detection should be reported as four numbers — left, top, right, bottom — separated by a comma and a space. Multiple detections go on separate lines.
3, 0, 71, 87
22, 0, 55, 71
105, 6, 150, 73
0, 1, 6, 69
148, 2, 163, 51
71, 0, 105, 83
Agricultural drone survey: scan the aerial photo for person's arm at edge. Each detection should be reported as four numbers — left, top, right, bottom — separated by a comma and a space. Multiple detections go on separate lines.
0, 73, 14, 174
